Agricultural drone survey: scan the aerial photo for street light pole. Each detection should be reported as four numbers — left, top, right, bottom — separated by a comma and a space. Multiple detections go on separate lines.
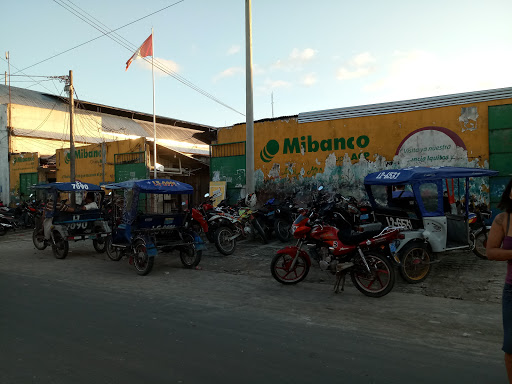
245, 0, 255, 195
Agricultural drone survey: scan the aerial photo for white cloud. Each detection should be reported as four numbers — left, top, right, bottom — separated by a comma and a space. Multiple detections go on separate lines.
336, 52, 376, 81
337, 67, 371, 80
290, 48, 316, 61
213, 67, 244, 82
139, 57, 180, 76
256, 78, 292, 94
301, 73, 317, 86
362, 49, 512, 101
272, 48, 317, 71
227, 45, 240, 55
349, 52, 376, 67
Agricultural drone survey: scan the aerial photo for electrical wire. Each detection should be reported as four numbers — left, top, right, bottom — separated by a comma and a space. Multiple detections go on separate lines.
51, 0, 245, 117
14, 0, 185, 74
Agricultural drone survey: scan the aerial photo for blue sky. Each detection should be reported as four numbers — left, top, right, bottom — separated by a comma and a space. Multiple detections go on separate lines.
2, 0, 512, 128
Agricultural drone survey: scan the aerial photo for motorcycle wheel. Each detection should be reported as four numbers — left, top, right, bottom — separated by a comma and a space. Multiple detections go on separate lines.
271, 252, 310, 285
214, 226, 236, 255
399, 242, 432, 284
0, 225, 6, 236
471, 231, 488, 260
32, 228, 47, 250
179, 233, 202, 268
253, 218, 268, 244
133, 240, 154, 276
106, 236, 123, 261
274, 219, 292, 242
351, 253, 395, 298
52, 231, 69, 259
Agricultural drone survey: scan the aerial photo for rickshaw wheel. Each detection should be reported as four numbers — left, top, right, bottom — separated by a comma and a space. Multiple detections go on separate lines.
399, 242, 431, 284
52, 230, 69, 259
180, 233, 202, 268
133, 240, 154, 276
105, 236, 123, 261
471, 231, 488, 260
93, 236, 108, 253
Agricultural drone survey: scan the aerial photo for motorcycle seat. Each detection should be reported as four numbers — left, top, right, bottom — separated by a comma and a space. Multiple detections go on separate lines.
338, 229, 382, 245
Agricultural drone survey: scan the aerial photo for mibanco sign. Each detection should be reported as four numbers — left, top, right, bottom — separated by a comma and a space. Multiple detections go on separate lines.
260, 135, 370, 163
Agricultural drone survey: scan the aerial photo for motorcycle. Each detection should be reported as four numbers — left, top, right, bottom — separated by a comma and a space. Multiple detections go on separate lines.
0, 213, 17, 236
270, 209, 403, 298
273, 196, 300, 243
468, 201, 492, 259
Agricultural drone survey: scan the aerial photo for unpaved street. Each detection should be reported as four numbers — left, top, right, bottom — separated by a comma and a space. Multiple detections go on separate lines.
0, 231, 508, 383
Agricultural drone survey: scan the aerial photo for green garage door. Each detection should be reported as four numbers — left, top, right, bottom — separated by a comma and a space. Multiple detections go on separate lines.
489, 104, 512, 215
19, 172, 38, 200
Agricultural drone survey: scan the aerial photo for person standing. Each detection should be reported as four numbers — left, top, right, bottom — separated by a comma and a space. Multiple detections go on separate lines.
487, 178, 512, 383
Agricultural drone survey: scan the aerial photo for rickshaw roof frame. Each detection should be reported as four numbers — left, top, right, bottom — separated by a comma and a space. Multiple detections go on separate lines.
33, 181, 103, 192
364, 166, 499, 186
103, 178, 193, 195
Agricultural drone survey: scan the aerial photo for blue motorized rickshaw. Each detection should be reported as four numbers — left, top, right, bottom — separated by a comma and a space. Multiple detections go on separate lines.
104, 178, 204, 276
364, 166, 498, 283
33, 181, 111, 259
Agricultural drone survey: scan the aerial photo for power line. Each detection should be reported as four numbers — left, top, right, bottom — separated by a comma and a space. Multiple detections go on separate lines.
14, 0, 185, 74
51, 0, 245, 117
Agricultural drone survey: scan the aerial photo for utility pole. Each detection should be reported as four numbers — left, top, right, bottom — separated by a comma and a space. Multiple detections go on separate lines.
245, 0, 255, 195
67, 70, 75, 184
4, 71, 6, 86
6, 52, 11, 155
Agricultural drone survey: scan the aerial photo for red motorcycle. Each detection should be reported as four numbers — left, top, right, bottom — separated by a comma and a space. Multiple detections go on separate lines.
270, 210, 403, 298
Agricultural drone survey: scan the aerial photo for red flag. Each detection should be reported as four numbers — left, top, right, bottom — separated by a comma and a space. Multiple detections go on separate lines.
125, 33, 153, 71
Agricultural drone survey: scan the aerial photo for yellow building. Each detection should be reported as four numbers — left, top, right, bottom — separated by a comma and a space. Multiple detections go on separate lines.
212, 87, 512, 209
0, 85, 213, 204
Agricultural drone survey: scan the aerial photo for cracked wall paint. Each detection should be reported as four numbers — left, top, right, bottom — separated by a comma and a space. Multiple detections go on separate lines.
459, 107, 479, 132
215, 98, 512, 204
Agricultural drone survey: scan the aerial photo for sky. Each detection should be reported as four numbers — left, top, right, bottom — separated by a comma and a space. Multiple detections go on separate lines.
1, 0, 512, 128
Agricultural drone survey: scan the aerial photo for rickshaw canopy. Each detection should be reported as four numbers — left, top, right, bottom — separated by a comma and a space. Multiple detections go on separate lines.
104, 179, 193, 194
34, 181, 103, 192
364, 166, 498, 185
364, 166, 498, 218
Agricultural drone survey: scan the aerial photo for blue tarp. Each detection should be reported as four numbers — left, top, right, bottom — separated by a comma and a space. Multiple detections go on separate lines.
364, 166, 498, 185
103, 179, 193, 194
34, 181, 103, 192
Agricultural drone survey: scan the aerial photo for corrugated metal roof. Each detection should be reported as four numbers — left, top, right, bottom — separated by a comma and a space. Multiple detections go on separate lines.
134, 119, 206, 145
0, 84, 210, 154
0, 84, 69, 112
298, 87, 512, 123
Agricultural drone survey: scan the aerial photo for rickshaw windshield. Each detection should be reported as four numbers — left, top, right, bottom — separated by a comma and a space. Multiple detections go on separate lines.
103, 179, 194, 225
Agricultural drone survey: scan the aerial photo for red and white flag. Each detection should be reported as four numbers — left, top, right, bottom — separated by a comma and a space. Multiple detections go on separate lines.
125, 33, 153, 71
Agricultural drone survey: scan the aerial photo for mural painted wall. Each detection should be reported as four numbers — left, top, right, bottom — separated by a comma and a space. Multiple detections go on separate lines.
9, 152, 39, 201
215, 98, 512, 202
56, 137, 146, 185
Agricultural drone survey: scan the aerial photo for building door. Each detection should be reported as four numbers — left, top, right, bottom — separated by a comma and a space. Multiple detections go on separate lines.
19, 172, 38, 200
114, 152, 147, 182
489, 104, 512, 215
210, 141, 246, 204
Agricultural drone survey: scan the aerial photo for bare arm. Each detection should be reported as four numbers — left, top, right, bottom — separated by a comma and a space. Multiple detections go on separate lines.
487, 213, 512, 261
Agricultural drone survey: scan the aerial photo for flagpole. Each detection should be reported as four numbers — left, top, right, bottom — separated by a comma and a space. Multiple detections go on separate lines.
152, 28, 157, 179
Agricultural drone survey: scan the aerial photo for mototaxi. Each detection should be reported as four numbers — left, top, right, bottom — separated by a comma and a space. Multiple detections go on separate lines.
104, 178, 204, 276
33, 181, 111, 259
364, 166, 498, 283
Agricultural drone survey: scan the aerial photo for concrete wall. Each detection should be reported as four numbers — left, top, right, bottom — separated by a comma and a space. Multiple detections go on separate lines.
0, 105, 8, 203
215, 98, 512, 202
